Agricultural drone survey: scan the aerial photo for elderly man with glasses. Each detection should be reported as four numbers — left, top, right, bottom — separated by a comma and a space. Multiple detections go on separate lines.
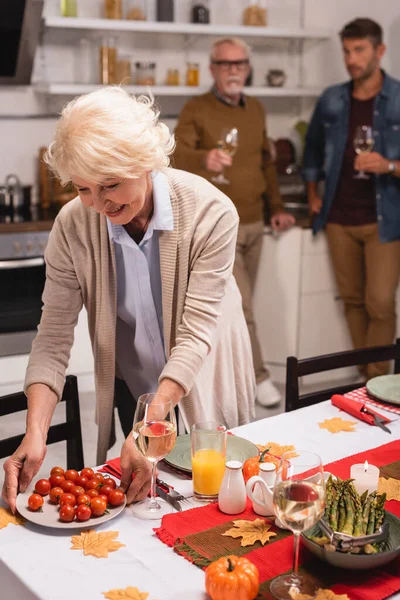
174, 37, 294, 408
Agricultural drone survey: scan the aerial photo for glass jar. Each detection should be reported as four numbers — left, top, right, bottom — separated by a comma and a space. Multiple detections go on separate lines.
104, 0, 122, 19
60, 0, 77, 17
135, 62, 156, 85
125, 0, 147, 20
166, 68, 180, 86
75, 38, 96, 84
99, 37, 118, 84
156, 0, 174, 22
243, 0, 267, 26
186, 63, 200, 86
191, 1, 210, 24
116, 55, 132, 84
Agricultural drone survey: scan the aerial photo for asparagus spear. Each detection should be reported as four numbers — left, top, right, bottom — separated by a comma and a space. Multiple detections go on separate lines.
367, 495, 377, 536
324, 475, 333, 521
361, 493, 373, 535
342, 494, 356, 535
330, 481, 341, 531
337, 488, 346, 532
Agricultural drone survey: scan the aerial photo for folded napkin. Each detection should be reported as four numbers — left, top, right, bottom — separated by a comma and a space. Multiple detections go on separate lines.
331, 394, 391, 426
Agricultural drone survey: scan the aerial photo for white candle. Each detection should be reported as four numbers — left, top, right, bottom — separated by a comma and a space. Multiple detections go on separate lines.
350, 461, 380, 496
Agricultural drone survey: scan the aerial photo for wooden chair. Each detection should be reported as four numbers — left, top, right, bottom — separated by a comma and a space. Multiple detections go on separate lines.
0, 374, 84, 470
285, 339, 400, 412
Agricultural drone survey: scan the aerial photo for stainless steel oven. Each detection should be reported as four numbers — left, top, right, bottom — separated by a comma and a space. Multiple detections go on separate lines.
0, 231, 49, 357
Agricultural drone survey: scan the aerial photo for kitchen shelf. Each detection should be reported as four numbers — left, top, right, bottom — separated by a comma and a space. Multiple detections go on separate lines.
44, 17, 331, 40
35, 83, 323, 98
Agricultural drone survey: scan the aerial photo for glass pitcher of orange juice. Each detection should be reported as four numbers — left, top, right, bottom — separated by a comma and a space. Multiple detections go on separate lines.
191, 422, 226, 501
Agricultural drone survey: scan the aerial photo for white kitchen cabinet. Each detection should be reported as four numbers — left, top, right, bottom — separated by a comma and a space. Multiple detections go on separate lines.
0, 308, 94, 395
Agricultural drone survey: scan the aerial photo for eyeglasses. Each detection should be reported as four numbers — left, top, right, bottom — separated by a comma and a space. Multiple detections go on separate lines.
211, 59, 250, 71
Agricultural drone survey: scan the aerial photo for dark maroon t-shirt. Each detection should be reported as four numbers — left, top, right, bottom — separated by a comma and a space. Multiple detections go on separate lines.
328, 96, 377, 226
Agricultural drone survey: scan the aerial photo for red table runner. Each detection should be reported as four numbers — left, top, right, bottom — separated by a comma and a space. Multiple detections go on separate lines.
154, 440, 400, 600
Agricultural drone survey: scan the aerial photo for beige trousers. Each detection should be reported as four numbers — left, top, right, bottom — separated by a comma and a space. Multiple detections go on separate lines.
326, 222, 400, 378
233, 221, 269, 384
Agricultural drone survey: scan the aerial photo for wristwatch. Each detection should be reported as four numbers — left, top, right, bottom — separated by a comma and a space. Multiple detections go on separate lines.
388, 161, 397, 174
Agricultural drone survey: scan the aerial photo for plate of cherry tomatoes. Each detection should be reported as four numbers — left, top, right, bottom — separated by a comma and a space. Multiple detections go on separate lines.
16, 466, 126, 529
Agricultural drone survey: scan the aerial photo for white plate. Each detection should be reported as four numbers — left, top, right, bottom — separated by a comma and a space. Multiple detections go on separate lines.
366, 374, 400, 405
16, 473, 126, 529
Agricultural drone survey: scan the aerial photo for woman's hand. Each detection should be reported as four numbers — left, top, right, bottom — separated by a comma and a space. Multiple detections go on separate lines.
2, 430, 47, 513
119, 434, 152, 504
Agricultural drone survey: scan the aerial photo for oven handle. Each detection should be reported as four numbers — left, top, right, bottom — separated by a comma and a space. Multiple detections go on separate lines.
0, 257, 45, 270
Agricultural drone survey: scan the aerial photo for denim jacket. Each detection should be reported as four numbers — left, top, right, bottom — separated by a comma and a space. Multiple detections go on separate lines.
303, 72, 400, 242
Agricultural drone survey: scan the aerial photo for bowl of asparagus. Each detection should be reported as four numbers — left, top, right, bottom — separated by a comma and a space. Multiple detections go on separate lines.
302, 475, 400, 569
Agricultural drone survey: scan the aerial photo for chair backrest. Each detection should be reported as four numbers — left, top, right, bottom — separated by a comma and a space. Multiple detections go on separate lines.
285, 339, 400, 412
0, 374, 84, 470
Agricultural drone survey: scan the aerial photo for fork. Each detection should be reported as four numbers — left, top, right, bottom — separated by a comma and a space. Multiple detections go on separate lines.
156, 478, 195, 507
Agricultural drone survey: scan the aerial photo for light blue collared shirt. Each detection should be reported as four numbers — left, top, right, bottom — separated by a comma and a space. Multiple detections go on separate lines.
107, 171, 174, 401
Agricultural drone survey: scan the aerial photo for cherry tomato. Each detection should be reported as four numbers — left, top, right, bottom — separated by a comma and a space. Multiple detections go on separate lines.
49, 474, 65, 488
59, 493, 76, 507
90, 497, 107, 517
28, 493, 44, 511
103, 477, 117, 490
49, 486, 64, 504
50, 466, 64, 477
59, 504, 75, 522
76, 494, 91, 506
100, 484, 114, 498
75, 475, 89, 489
91, 473, 105, 485
109, 489, 125, 507
86, 479, 101, 492
86, 489, 99, 499
80, 467, 95, 479
60, 480, 75, 493
34, 478, 51, 496
64, 469, 80, 482
76, 504, 92, 522
98, 494, 109, 503
70, 485, 85, 498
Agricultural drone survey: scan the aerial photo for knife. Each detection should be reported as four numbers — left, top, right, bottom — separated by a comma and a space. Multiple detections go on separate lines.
331, 394, 392, 433
155, 484, 182, 512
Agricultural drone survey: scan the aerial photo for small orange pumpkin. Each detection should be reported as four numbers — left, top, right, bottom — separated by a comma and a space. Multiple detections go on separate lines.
243, 448, 288, 483
205, 555, 259, 600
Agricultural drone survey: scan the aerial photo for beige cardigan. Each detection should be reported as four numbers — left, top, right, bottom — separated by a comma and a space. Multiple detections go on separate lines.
25, 169, 255, 464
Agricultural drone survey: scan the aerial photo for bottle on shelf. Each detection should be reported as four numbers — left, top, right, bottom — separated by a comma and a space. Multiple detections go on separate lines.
116, 55, 132, 85
99, 37, 118, 85
243, 0, 267, 26
125, 0, 147, 20
191, 1, 210, 24
186, 62, 200, 86
166, 68, 180, 86
75, 38, 96, 84
135, 62, 156, 85
60, 0, 77, 17
156, 0, 174, 22
104, 0, 123, 19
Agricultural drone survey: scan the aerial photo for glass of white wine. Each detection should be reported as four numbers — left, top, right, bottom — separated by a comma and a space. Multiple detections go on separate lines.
131, 393, 177, 520
211, 127, 239, 185
353, 125, 374, 179
270, 451, 325, 600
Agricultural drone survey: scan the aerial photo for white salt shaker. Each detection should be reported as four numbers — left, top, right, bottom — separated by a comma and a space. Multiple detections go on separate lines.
218, 460, 247, 514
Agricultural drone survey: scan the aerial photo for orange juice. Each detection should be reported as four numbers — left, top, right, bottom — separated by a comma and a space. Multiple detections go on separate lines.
191, 449, 226, 496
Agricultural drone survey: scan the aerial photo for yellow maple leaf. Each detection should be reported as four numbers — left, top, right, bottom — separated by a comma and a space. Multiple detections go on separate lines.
102, 587, 149, 600
291, 589, 349, 600
256, 442, 299, 459
0, 507, 25, 530
71, 530, 125, 558
222, 518, 276, 547
379, 476, 400, 501
318, 417, 357, 433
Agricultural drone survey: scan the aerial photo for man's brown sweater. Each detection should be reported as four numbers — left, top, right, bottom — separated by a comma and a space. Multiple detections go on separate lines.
173, 92, 283, 224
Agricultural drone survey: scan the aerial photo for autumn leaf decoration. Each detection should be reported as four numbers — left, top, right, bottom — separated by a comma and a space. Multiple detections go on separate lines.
257, 442, 298, 459
0, 507, 25, 529
222, 518, 277, 547
291, 589, 350, 600
379, 476, 400, 501
318, 417, 357, 433
71, 530, 125, 558
102, 587, 149, 600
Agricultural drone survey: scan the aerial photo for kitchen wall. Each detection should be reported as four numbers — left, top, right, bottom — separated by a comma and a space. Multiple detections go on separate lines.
0, 0, 400, 197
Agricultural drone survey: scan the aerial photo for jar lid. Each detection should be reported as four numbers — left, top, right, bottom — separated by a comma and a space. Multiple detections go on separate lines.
225, 460, 243, 469
135, 62, 156, 68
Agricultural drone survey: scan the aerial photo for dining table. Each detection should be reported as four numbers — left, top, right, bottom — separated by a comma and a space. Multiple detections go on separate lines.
0, 397, 399, 600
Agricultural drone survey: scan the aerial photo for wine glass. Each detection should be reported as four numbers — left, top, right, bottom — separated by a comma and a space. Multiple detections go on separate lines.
270, 451, 325, 600
131, 393, 177, 520
353, 125, 374, 179
211, 127, 239, 185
